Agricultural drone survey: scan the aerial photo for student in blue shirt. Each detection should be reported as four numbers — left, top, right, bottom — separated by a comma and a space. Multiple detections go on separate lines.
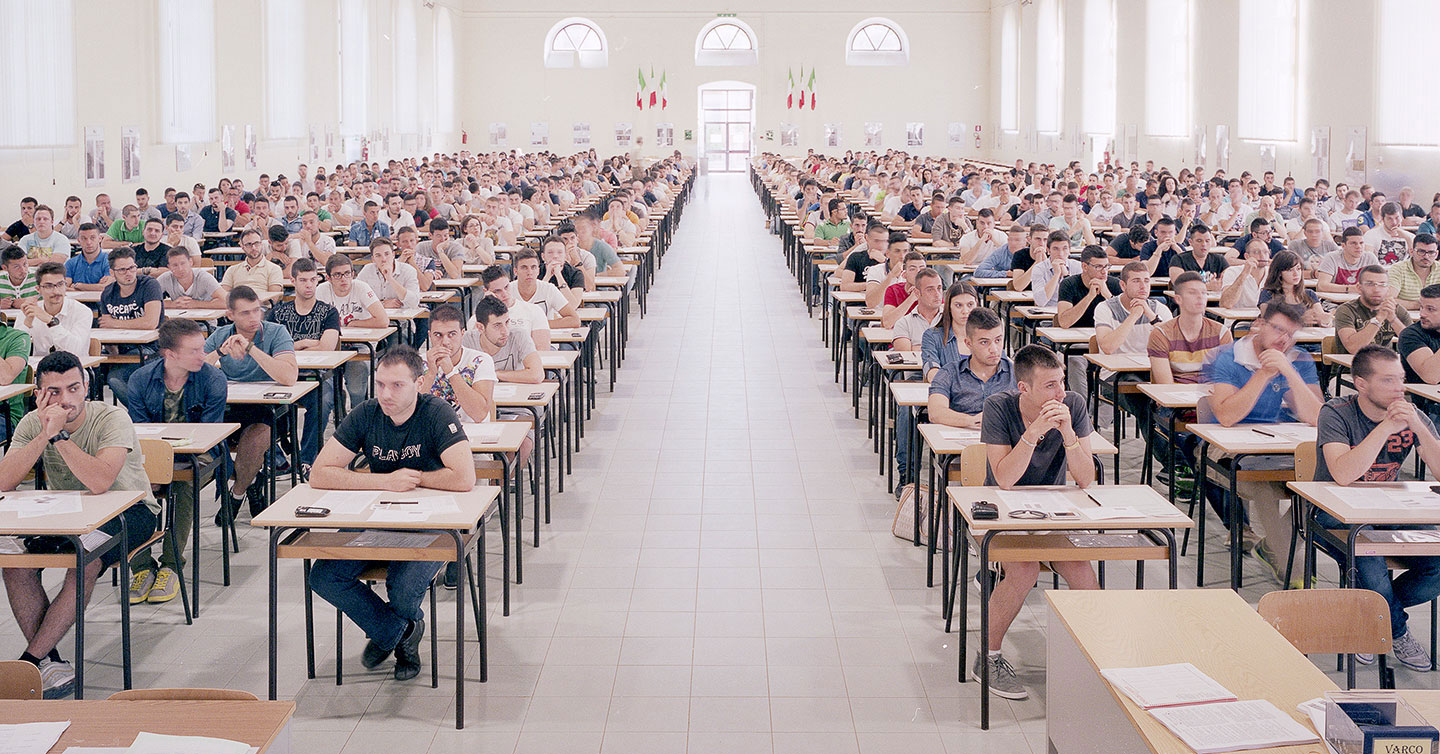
1202, 302, 1323, 585
204, 285, 299, 519
63, 223, 111, 291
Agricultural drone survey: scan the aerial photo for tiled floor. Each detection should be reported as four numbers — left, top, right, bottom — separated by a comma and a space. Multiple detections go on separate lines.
2, 174, 1436, 753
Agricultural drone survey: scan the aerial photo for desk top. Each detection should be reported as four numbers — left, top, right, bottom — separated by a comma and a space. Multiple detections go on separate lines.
889, 381, 932, 406
94, 328, 158, 344
918, 423, 1119, 456
1136, 382, 1212, 408
582, 290, 624, 303
432, 277, 481, 289
0, 489, 145, 536
494, 381, 558, 406
549, 327, 590, 342
577, 306, 609, 321
1289, 481, 1440, 526
1322, 353, 1354, 369
1406, 383, 1440, 403
28, 354, 102, 370
876, 350, 922, 371
1208, 306, 1261, 320
224, 380, 318, 404
1036, 327, 1094, 344
539, 350, 579, 369
385, 306, 429, 320
253, 483, 500, 530
418, 290, 458, 304
1047, 589, 1334, 754
1085, 352, 1151, 372
846, 306, 882, 321
989, 290, 1034, 303
295, 350, 356, 370
595, 276, 628, 288
0, 699, 296, 752
465, 421, 528, 453
1188, 422, 1316, 453
135, 422, 241, 454
0, 383, 33, 402
1016, 305, 1059, 321
340, 326, 397, 343
949, 484, 1192, 531
833, 290, 867, 304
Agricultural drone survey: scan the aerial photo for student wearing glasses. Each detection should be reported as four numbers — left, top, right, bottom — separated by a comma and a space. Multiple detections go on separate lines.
19, 262, 92, 357
219, 228, 284, 295
1389, 233, 1440, 309
98, 247, 164, 405
1334, 266, 1411, 354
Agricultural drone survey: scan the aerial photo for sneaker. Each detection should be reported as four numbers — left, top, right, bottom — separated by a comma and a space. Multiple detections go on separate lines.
361, 638, 393, 670
37, 659, 75, 699
1354, 652, 1376, 666
246, 479, 267, 517
1394, 631, 1434, 672
894, 483, 908, 503
443, 562, 459, 591
128, 570, 155, 605
972, 652, 1028, 700
1254, 542, 1302, 588
393, 616, 425, 681
1240, 527, 1263, 555
146, 567, 180, 604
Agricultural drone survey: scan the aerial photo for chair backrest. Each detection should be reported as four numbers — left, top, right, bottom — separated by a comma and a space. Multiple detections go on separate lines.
1088, 334, 1099, 355
139, 438, 174, 487
1196, 395, 1216, 424
0, 660, 41, 700
1257, 588, 1392, 655
88, 337, 101, 357
1321, 335, 1341, 356
109, 687, 259, 701
958, 442, 989, 487
1293, 441, 1317, 483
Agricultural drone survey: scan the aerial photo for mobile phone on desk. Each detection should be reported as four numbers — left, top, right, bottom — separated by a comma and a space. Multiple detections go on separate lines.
263, 391, 289, 399
294, 506, 330, 518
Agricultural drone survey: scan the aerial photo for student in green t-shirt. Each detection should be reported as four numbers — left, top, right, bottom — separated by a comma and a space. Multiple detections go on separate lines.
104, 205, 144, 249
0, 315, 28, 431
0, 247, 37, 306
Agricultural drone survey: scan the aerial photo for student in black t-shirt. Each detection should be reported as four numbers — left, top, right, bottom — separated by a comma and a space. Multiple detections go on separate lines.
99, 247, 164, 405
267, 258, 341, 469
1163, 224, 1227, 289
1055, 245, 1122, 329
308, 346, 476, 683
838, 222, 889, 293
129, 218, 170, 276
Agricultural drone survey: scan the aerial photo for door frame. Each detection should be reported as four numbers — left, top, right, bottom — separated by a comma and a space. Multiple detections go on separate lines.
696, 80, 756, 173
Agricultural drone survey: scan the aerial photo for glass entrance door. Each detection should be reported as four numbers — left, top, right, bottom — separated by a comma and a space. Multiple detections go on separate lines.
700, 88, 754, 173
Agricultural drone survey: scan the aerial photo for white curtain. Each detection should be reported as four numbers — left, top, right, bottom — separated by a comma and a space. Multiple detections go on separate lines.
265, 0, 305, 140
338, 0, 368, 137
1034, 0, 1062, 134
1376, 0, 1440, 144
393, 0, 418, 134
1000, 7, 1017, 132
435, 7, 455, 132
1145, 0, 1190, 138
158, 0, 216, 144
1081, 0, 1116, 136
0, 0, 76, 147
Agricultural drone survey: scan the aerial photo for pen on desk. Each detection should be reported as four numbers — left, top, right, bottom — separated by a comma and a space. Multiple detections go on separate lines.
1251, 428, 1276, 438
161, 436, 185, 441
382, 501, 419, 505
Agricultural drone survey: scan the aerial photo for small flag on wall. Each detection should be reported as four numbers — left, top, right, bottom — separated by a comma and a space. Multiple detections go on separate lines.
636, 68, 646, 110
806, 68, 817, 109
798, 66, 806, 109
787, 68, 795, 109
660, 71, 668, 109
649, 66, 658, 108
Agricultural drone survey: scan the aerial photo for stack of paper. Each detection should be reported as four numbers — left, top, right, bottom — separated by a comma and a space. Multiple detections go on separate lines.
466, 423, 504, 444
937, 428, 981, 442
997, 489, 1076, 515
1099, 663, 1237, 709
122, 732, 253, 754
1148, 700, 1320, 753
0, 720, 69, 754
0, 492, 84, 519
315, 490, 380, 516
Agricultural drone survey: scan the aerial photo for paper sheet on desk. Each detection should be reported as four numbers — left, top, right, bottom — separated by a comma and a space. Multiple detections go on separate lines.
1297, 698, 1340, 754
315, 490, 379, 515
1085, 487, 1182, 517
996, 490, 1075, 514
466, 423, 504, 443
1082, 506, 1147, 520
937, 428, 980, 442
133, 425, 163, 435
0, 720, 69, 754
122, 732, 254, 754
3, 493, 84, 519
349, 531, 439, 548
1148, 699, 1319, 753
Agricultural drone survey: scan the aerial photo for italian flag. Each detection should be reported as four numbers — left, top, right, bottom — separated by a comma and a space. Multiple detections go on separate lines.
648, 66, 658, 108
787, 68, 795, 109
659, 71, 668, 109
806, 68, 817, 110
636, 68, 646, 110
797, 66, 806, 109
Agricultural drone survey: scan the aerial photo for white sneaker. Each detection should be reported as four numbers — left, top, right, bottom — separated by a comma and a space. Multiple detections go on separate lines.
1394, 631, 1434, 672
37, 659, 75, 699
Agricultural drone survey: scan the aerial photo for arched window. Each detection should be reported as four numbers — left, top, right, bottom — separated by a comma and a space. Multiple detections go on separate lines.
544, 17, 607, 69
845, 18, 908, 66
695, 19, 758, 66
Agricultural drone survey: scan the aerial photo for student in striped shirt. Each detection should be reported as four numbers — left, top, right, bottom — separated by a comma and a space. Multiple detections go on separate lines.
1146, 271, 1233, 477
0, 247, 38, 308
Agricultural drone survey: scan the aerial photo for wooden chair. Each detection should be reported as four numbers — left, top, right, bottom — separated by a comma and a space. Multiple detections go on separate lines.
109, 687, 257, 701
1258, 588, 1392, 688
0, 660, 41, 700
1320, 335, 1349, 396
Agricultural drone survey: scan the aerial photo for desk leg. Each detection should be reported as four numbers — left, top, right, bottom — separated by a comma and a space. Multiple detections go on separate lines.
1195, 440, 1209, 587
191, 455, 202, 617
1229, 454, 1245, 590
118, 515, 132, 690
925, 460, 937, 587
450, 531, 467, 729
978, 531, 995, 730
498, 454, 511, 616
268, 527, 280, 701
1111, 375, 1121, 483
69, 536, 86, 699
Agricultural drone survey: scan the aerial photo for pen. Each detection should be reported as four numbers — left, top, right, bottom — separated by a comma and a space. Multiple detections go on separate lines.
382, 501, 419, 505
161, 436, 185, 441
1251, 429, 1276, 438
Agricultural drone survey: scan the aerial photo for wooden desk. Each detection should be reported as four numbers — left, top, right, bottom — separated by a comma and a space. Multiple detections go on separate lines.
339, 326, 397, 399
1083, 353, 1153, 479
951, 485, 1192, 729
1190, 422, 1316, 589
28, 354, 102, 370
1135, 383, 1213, 511
93, 328, 158, 345
464, 421, 527, 614
135, 422, 241, 616
1047, 589, 1331, 754
494, 381, 560, 548
252, 484, 500, 729
0, 699, 296, 752
0, 490, 146, 698
226, 381, 318, 507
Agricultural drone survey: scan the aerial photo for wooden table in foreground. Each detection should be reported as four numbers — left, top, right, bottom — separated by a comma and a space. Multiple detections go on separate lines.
0, 699, 296, 752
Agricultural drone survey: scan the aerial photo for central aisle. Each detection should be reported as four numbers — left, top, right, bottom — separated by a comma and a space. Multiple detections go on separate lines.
424, 173, 1043, 754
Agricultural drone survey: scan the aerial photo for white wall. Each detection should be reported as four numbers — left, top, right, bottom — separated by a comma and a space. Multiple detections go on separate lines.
985, 0, 1440, 198
0, 0, 460, 215
457, 0, 990, 162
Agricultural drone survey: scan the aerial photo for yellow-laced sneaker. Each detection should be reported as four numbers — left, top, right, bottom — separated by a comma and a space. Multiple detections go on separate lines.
128, 570, 155, 604
146, 567, 180, 604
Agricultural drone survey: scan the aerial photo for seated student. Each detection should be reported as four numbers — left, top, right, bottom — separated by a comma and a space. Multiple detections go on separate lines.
957, 209, 1008, 266
972, 224, 1029, 280
927, 308, 1014, 429
1389, 233, 1440, 309
98, 247, 164, 405
1314, 345, 1440, 671
205, 285, 299, 519
929, 196, 972, 248
220, 229, 285, 295
308, 346, 475, 681
18, 204, 71, 265
1055, 244, 1123, 329
891, 267, 945, 351
1334, 265, 1410, 354
317, 252, 389, 409
161, 212, 201, 259
1147, 271, 1233, 475
915, 191, 948, 236
1094, 261, 1173, 409
347, 201, 390, 247
264, 225, 306, 279
64, 223, 111, 292
156, 247, 224, 309
1289, 217, 1338, 275
103, 205, 144, 249
1225, 217, 1286, 264
1364, 201, 1414, 267
268, 258, 341, 472
129, 218, 170, 276
1203, 303, 1323, 585
879, 252, 927, 328
538, 237, 584, 311
1258, 251, 1329, 326
509, 248, 581, 328
1399, 284, 1440, 388
1161, 223, 1226, 290
864, 232, 910, 308
978, 344, 1098, 700
415, 217, 464, 280
356, 238, 420, 309
124, 319, 227, 606
1047, 194, 1097, 247
1107, 224, 1150, 264
1318, 227, 1382, 294
20, 262, 92, 357
1219, 239, 1272, 309
838, 222, 889, 293
571, 211, 627, 279
421, 304, 496, 424
1030, 231, 1085, 308
920, 282, 979, 381
463, 296, 542, 466
0, 351, 159, 698
0, 247, 36, 308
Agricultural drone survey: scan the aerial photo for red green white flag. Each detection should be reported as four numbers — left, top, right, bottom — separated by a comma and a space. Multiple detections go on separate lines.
807, 68, 817, 109
636, 68, 646, 110
648, 66, 658, 108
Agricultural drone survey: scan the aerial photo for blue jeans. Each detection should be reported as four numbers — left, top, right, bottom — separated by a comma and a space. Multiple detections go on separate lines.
300, 380, 333, 467
309, 559, 441, 650
1314, 511, 1440, 638
896, 405, 915, 482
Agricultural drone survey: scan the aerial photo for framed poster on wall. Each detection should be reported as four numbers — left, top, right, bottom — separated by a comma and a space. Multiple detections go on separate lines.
530, 122, 549, 146
573, 122, 590, 146
863, 122, 882, 147
779, 123, 798, 148
244, 125, 258, 170
906, 122, 924, 147
84, 127, 105, 187
489, 123, 507, 147
120, 126, 140, 183
825, 123, 841, 147
656, 123, 674, 147
1311, 127, 1330, 182
948, 122, 965, 147
615, 123, 632, 147
1346, 126, 1367, 184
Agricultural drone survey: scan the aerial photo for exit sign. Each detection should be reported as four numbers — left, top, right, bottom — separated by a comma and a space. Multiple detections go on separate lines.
716, 12, 736, 17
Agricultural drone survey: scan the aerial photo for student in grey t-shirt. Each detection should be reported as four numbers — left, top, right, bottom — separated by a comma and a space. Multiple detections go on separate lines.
1312, 345, 1440, 670
973, 344, 1099, 702
155, 247, 223, 306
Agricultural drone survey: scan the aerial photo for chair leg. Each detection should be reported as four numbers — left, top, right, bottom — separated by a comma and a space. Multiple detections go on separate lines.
466, 554, 483, 642
1283, 497, 1300, 589
336, 607, 344, 686
429, 583, 439, 689
303, 560, 316, 680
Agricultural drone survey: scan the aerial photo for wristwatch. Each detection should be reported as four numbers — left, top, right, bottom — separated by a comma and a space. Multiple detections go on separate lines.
48, 429, 70, 445
1369, 317, 1383, 328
